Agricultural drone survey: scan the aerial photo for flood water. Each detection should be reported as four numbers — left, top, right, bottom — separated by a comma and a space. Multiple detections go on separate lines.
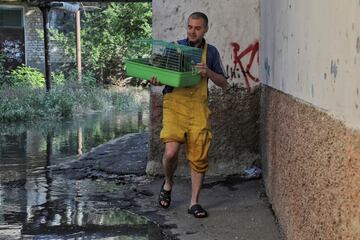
0, 110, 169, 240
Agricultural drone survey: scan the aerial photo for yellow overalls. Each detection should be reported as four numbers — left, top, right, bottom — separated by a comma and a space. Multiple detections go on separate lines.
160, 43, 212, 173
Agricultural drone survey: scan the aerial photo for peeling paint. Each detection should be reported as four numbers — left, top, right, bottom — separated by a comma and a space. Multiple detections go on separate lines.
264, 57, 271, 84
331, 60, 338, 78
261, 0, 360, 134
311, 84, 314, 98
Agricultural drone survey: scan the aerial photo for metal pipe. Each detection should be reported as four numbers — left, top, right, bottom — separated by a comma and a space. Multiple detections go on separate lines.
40, 6, 51, 91
76, 10, 82, 82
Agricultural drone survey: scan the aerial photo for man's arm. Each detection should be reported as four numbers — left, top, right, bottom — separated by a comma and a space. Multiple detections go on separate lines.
197, 63, 230, 90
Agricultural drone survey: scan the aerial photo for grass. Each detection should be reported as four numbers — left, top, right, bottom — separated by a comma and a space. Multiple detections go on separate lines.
0, 82, 149, 123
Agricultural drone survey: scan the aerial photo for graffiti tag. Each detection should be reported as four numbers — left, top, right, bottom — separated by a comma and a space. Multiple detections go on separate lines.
227, 41, 259, 90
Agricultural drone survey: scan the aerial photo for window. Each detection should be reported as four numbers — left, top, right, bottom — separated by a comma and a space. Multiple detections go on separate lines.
0, 8, 23, 27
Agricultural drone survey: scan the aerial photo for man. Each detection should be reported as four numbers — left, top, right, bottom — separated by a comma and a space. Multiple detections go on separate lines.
151, 12, 229, 218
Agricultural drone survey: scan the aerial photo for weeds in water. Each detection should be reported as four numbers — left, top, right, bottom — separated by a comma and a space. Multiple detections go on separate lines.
0, 83, 149, 123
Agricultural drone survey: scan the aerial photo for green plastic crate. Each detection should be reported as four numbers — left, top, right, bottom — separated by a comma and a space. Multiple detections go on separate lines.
125, 59, 201, 87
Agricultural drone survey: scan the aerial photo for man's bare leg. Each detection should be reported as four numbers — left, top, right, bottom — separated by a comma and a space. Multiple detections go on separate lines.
188, 168, 207, 217
190, 168, 204, 206
159, 141, 181, 207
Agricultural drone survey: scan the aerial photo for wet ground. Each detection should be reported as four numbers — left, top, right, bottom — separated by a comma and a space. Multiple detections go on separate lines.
0, 110, 175, 240
0, 108, 281, 240
48, 132, 281, 240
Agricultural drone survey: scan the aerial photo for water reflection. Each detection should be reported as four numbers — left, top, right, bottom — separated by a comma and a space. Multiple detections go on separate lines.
0, 110, 148, 172
0, 110, 168, 239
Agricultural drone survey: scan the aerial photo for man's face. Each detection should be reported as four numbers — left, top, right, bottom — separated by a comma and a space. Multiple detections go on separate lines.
187, 17, 208, 46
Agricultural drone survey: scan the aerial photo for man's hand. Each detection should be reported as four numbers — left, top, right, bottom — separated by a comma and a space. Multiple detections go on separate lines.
149, 76, 162, 86
196, 63, 211, 78
197, 63, 229, 90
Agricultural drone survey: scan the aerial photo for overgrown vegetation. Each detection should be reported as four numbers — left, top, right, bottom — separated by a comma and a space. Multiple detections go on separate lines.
51, 2, 152, 84
7, 64, 45, 87
0, 3, 152, 123
0, 53, 11, 86
0, 82, 148, 122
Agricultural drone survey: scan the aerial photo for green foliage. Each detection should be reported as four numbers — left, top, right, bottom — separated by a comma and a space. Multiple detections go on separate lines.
8, 64, 45, 87
50, 2, 152, 83
67, 70, 98, 87
0, 84, 147, 122
51, 71, 66, 85
0, 52, 10, 85
49, 28, 76, 59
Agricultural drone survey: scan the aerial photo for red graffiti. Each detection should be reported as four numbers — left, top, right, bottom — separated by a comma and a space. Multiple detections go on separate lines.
228, 41, 259, 90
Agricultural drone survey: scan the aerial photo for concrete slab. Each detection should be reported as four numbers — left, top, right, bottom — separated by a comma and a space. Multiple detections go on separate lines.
135, 177, 282, 240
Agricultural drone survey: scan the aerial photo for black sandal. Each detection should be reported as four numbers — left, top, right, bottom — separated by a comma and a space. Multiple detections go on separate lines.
158, 181, 171, 208
187, 204, 208, 218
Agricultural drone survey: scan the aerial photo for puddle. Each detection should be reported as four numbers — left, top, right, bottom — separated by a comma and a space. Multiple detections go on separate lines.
0, 109, 173, 239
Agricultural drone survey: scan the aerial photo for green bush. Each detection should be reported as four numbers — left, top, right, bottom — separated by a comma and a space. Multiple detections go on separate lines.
67, 70, 98, 87
51, 71, 66, 85
8, 64, 45, 88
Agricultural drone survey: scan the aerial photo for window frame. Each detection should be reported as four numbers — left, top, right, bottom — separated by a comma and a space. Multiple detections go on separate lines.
0, 5, 24, 28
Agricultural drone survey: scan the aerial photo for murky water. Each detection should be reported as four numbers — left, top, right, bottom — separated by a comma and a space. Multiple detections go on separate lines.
0, 110, 169, 240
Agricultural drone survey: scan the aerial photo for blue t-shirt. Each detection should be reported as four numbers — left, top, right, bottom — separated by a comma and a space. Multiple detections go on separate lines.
163, 38, 227, 94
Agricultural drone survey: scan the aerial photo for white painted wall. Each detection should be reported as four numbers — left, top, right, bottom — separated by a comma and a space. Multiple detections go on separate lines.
153, 0, 260, 89
260, 0, 360, 130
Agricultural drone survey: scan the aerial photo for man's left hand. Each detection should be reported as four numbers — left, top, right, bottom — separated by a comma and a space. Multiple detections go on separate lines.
196, 63, 211, 78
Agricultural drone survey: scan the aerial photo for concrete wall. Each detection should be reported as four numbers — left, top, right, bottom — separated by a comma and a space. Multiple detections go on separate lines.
147, 0, 261, 176
260, 0, 360, 130
260, 0, 360, 239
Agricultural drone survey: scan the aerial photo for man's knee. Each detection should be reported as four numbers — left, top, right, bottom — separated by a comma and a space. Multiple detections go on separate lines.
164, 142, 181, 161
164, 148, 178, 161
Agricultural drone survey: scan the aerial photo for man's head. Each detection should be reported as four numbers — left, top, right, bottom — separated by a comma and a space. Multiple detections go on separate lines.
187, 12, 208, 47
